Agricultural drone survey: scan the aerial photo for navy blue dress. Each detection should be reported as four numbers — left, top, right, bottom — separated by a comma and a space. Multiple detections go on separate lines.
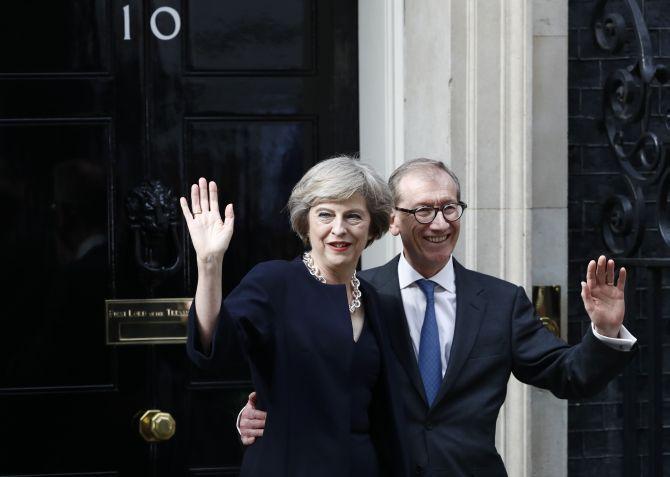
349, 319, 381, 477
187, 258, 408, 477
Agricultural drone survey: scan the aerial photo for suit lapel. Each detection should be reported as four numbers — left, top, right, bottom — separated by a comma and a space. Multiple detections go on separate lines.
433, 259, 487, 405
371, 257, 428, 405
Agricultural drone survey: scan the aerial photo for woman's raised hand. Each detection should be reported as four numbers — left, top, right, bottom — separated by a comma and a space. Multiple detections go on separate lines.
180, 178, 234, 263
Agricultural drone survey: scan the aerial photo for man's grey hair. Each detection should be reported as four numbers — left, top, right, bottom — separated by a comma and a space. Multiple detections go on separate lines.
287, 155, 393, 247
388, 158, 461, 204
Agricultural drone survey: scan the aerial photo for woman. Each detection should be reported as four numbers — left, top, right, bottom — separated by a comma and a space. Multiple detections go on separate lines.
181, 157, 408, 477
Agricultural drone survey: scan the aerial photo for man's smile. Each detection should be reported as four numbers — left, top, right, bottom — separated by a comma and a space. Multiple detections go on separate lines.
424, 235, 449, 244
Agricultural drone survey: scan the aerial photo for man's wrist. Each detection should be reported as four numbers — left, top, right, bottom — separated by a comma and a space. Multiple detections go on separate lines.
594, 324, 620, 339
591, 323, 637, 351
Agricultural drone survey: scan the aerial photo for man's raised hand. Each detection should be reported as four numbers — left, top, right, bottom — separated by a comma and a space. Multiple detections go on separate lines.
581, 255, 626, 338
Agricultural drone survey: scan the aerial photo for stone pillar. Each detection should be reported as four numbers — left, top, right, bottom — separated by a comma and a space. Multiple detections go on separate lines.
359, 0, 405, 268
450, 1, 533, 474
451, 0, 568, 475
528, 1, 568, 476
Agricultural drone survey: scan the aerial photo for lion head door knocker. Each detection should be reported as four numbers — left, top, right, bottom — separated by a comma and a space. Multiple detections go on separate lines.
126, 180, 183, 295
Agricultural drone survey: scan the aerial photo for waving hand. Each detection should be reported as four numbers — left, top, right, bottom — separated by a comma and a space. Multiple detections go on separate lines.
180, 178, 234, 263
581, 255, 626, 338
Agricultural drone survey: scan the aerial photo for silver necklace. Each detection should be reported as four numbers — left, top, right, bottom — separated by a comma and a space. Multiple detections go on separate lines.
302, 252, 362, 313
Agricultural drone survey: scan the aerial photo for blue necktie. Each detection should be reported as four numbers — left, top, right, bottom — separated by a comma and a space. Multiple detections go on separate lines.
416, 279, 442, 406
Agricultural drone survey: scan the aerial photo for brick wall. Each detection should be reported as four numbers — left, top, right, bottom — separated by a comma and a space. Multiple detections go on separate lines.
568, 0, 670, 475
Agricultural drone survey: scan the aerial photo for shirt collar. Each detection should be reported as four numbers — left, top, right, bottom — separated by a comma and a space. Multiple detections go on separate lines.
398, 253, 455, 293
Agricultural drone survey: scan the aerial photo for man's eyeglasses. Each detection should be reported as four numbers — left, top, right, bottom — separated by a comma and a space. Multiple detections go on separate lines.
394, 202, 467, 224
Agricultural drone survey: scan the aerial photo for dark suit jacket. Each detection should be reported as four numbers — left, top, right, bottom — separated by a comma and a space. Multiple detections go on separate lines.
187, 258, 408, 477
360, 256, 635, 477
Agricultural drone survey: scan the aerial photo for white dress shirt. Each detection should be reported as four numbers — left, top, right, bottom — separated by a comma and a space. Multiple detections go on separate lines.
398, 253, 456, 378
397, 253, 637, 379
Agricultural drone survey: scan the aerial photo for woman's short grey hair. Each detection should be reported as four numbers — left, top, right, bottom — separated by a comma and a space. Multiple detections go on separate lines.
287, 156, 392, 247
388, 157, 461, 203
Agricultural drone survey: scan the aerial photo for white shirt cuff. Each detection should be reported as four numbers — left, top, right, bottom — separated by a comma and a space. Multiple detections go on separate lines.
236, 406, 244, 436
591, 323, 637, 351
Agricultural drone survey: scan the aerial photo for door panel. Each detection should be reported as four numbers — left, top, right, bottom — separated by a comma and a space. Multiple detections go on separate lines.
0, 79, 115, 117
184, 0, 314, 72
0, 1, 111, 74
0, 122, 113, 387
0, 0, 357, 474
0, 122, 147, 474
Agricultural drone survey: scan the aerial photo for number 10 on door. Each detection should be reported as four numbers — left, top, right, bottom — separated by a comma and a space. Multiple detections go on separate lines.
123, 5, 181, 41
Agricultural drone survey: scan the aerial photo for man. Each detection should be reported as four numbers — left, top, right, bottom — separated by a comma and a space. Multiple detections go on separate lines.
239, 158, 636, 476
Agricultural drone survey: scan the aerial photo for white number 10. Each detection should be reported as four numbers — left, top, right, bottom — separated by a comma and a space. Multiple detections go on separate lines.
123, 5, 181, 41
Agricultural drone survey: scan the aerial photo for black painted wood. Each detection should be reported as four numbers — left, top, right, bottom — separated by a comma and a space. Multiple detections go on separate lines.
0, 0, 358, 475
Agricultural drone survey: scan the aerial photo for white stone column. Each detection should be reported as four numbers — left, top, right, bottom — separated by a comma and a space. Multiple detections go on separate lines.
404, 0, 451, 161
528, 1, 569, 476
451, 0, 534, 474
451, 0, 568, 475
359, 0, 405, 269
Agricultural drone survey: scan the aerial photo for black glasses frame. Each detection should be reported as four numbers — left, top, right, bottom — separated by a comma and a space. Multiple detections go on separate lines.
394, 201, 467, 224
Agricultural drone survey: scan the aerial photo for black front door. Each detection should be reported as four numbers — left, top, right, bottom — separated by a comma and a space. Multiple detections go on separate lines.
0, 1, 358, 474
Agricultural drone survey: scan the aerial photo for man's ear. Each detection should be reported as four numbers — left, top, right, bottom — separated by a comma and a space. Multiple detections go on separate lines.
389, 210, 401, 236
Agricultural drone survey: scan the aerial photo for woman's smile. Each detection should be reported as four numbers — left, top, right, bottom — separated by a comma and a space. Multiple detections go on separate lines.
327, 241, 352, 252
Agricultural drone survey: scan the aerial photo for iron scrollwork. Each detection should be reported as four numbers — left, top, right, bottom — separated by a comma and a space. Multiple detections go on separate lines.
126, 180, 183, 294
600, 175, 644, 255
592, 0, 670, 253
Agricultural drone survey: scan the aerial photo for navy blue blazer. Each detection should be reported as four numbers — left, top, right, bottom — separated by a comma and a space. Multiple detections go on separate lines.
360, 256, 635, 477
187, 258, 408, 477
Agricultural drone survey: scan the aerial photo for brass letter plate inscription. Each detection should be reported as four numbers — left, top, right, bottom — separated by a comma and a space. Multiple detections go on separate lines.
105, 298, 192, 345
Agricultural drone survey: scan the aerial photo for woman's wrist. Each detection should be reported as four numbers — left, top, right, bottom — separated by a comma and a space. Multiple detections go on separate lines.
196, 254, 224, 273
